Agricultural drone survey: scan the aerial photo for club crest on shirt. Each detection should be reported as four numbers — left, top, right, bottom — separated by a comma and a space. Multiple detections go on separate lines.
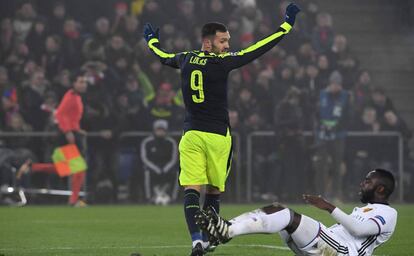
363, 208, 373, 213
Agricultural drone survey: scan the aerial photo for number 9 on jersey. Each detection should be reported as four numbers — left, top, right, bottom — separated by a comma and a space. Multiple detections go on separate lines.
190, 70, 204, 103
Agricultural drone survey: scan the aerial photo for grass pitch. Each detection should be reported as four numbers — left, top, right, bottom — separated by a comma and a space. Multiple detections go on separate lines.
0, 204, 413, 256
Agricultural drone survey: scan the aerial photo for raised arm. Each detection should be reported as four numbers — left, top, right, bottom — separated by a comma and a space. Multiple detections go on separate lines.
303, 195, 380, 237
220, 3, 300, 71
143, 23, 184, 69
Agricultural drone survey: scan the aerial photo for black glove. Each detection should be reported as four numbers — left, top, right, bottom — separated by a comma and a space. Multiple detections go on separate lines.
284, 3, 301, 26
143, 22, 160, 43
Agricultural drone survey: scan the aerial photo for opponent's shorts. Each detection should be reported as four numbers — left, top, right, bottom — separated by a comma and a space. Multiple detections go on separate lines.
178, 129, 232, 192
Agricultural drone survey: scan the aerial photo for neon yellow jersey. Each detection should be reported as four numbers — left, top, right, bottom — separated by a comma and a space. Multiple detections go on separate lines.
148, 22, 292, 135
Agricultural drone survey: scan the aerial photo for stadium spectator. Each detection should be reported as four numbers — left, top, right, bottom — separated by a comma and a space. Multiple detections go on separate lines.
25, 18, 47, 63
111, 2, 129, 35
12, 2, 37, 42
147, 82, 183, 130
316, 54, 332, 89
139, 0, 167, 27
2, 86, 19, 127
20, 68, 50, 131
378, 110, 412, 170
48, 1, 67, 36
205, 0, 229, 24
121, 16, 141, 48
52, 69, 72, 100
0, 18, 15, 62
140, 119, 178, 204
352, 70, 373, 114
370, 87, 396, 122
328, 34, 358, 88
4, 41, 30, 82
61, 18, 83, 70
311, 12, 335, 53
274, 87, 306, 201
82, 17, 111, 61
3, 112, 33, 150
42, 35, 64, 78
347, 106, 381, 199
313, 70, 350, 200
234, 87, 259, 125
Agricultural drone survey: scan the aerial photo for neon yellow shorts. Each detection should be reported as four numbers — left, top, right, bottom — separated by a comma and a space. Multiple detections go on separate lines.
178, 129, 232, 192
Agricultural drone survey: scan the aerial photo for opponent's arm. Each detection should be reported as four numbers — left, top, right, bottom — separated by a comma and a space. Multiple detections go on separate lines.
303, 195, 380, 237
143, 23, 184, 69
220, 3, 300, 71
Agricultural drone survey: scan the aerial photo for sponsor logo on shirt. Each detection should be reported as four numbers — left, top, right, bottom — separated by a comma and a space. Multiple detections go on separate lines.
363, 208, 373, 213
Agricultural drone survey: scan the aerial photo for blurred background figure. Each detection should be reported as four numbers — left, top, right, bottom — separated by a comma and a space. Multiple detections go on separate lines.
313, 70, 350, 201
140, 119, 178, 205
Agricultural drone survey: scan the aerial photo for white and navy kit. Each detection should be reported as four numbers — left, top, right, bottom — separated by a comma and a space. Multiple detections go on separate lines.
285, 203, 397, 256
326, 203, 397, 256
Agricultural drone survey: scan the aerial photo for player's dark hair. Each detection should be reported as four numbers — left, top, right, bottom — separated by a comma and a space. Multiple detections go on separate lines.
201, 22, 227, 38
373, 169, 395, 198
70, 69, 87, 83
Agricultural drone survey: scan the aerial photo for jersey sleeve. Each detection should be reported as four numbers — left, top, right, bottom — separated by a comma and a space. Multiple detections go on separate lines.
147, 38, 186, 69
369, 210, 398, 234
331, 208, 382, 237
219, 22, 292, 71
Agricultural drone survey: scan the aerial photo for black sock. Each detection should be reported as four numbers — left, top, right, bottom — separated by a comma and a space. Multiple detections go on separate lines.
184, 189, 202, 243
202, 193, 220, 242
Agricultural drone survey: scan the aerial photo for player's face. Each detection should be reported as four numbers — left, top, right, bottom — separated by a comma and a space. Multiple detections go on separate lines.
359, 171, 380, 203
212, 31, 230, 54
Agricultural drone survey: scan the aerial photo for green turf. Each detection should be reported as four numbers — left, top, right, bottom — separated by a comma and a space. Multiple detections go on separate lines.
0, 204, 413, 256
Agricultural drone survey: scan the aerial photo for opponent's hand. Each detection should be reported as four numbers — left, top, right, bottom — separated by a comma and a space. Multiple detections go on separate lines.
303, 194, 336, 213
143, 23, 160, 43
285, 3, 301, 26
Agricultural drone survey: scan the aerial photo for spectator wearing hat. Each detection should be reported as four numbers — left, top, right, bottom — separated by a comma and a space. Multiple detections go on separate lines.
140, 119, 179, 204
313, 70, 350, 201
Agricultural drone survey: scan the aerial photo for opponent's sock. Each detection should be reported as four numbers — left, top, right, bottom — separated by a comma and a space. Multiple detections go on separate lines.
184, 189, 202, 246
229, 208, 291, 237
202, 193, 220, 242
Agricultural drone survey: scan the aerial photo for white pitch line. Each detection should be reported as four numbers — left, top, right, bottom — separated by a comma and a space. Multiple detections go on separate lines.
0, 244, 289, 251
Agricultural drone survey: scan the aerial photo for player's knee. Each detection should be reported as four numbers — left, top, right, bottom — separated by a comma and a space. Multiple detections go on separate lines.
286, 211, 302, 234
205, 185, 220, 194
261, 202, 286, 214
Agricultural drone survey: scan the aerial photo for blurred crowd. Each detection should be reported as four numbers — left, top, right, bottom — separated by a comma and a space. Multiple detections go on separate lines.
0, 0, 412, 203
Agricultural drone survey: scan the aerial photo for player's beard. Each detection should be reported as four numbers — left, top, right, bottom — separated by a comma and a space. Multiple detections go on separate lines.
212, 44, 227, 55
360, 187, 376, 204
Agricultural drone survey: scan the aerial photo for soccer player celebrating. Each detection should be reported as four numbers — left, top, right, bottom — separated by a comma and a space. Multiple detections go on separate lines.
143, 3, 300, 255
197, 169, 398, 256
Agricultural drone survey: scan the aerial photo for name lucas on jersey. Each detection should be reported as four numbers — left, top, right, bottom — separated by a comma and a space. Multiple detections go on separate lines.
190, 56, 207, 66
